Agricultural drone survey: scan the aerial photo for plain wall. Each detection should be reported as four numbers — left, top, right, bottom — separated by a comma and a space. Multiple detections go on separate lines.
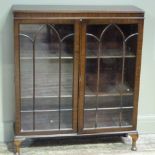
0, 0, 155, 142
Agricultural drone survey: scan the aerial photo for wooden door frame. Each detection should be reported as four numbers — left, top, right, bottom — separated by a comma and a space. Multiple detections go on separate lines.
78, 19, 144, 134
14, 19, 80, 136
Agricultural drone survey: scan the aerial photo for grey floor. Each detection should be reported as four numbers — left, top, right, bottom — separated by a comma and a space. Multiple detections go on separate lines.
0, 134, 155, 155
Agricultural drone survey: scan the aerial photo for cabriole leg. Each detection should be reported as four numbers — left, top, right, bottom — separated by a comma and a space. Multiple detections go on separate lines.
129, 133, 139, 151
14, 138, 23, 155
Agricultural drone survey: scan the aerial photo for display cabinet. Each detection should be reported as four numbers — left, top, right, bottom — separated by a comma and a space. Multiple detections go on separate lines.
13, 5, 144, 154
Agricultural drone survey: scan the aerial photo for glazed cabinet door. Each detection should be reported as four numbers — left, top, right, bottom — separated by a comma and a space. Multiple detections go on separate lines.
79, 20, 143, 133
15, 21, 79, 134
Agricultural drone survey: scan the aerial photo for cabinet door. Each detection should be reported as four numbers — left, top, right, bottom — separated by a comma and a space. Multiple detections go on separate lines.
79, 21, 143, 133
15, 21, 79, 134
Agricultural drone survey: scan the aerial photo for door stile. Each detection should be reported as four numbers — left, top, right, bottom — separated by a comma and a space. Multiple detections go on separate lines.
14, 20, 21, 134
72, 21, 81, 132
78, 21, 87, 133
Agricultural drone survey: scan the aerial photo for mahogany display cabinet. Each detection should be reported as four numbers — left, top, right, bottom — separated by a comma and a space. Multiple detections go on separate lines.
13, 5, 144, 154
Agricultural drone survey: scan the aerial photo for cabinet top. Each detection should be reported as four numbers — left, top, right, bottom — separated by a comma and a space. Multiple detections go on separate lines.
12, 5, 144, 13
12, 5, 144, 19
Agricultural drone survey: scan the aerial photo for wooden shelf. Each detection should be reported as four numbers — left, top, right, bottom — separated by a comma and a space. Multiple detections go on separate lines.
21, 109, 72, 112
84, 106, 133, 111
20, 57, 73, 60
86, 55, 136, 59
85, 92, 133, 97
21, 95, 72, 99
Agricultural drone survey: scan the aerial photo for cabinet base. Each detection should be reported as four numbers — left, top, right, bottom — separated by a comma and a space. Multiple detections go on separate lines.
14, 131, 138, 153
14, 138, 25, 155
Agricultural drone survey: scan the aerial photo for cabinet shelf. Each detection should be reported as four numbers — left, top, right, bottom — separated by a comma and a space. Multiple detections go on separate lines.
21, 106, 133, 113
85, 92, 133, 97
86, 55, 136, 59
84, 106, 133, 111
21, 109, 72, 112
21, 92, 133, 99
21, 128, 73, 132
20, 56, 73, 60
21, 95, 72, 99
84, 125, 133, 130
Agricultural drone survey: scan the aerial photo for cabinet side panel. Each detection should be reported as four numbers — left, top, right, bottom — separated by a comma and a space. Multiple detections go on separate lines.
132, 20, 144, 129
14, 20, 21, 135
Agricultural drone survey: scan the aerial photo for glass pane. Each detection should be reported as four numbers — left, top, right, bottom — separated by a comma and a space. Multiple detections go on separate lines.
35, 25, 56, 57
124, 58, 136, 93
84, 110, 96, 128
100, 25, 124, 57
99, 59, 123, 94
97, 110, 120, 127
20, 60, 33, 102
85, 59, 97, 95
61, 97, 72, 109
21, 98, 33, 111
20, 24, 74, 131
61, 59, 73, 96
35, 59, 59, 97
35, 112, 59, 130
126, 35, 138, 56
61, 32, 74, 57
21, 112, 33, 131
85, 97, 96, 109
60, 111, 72, 129
86, 35, 99, 57
20, 25, 36, 58
122, 95, 133, 107
122, 109, 133, 126
20, 31, 33, 131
